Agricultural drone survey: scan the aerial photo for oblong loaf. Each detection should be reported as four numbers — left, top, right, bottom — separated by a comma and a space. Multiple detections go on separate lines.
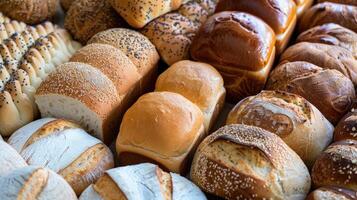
0, 140, 27, 176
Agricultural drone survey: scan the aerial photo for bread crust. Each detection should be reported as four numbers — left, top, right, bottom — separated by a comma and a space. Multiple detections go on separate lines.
318, 0, 357, 6
334, 108, 357, 141
306, 186, 357, 200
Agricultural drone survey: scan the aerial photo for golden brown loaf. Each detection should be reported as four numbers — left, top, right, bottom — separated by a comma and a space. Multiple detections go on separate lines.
334, 108, 357, 141
116, 92, 204, 174
297, 23, 357, 59
190, 124, 311, 199
226, 90, 334, 168
64, 0, 127, 44
141, 0, 218, 65
293, 0, 314, 17
155, 60, 225, 132
299, 2, 357, 33
0, 0, 58, 24
318, 0, 357, 6
8, 118, 114, 195
0, 166, 77, 200
266, 61, 355, 125
312, 140, 357, 191
0, 140, 27, 176
109, 0, 190, 28
60, 0, 74, 11
190, 11, 276, 101
215, 0, 297, 53
79, 163, 206, 200
307, 186, 357, 200
280, 42, 357, 87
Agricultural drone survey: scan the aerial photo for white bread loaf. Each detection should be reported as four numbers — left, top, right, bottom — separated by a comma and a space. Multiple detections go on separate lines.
80, 163, 206, 200
155, 60, 225, 132
0, 140, 27, 176
0, 166, 77, 200
8, 118, 114, 195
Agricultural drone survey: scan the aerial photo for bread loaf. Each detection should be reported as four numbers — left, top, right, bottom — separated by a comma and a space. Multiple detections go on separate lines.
293, 0, 314, 17
318, 0, 357, 6
60, 0, 74, 11
64, 0, 127, 44
266, 61, 355, 125
109, 0, 190, 28
215, 0, 297, 54
280, 42, 357, 87
0, 166, 77, 200
141, 0, 217, 65
116, 92, 204, 174
80, 163, 207, 200
191, 11, 276, 101
307, 186, 357, 200
312, 140, 357, 191
0, 140, 27, 176
299, 2, 357, 33
334, 108, 357, 141
0, 20, 27, 43
297, 23, 357, 59
226, 90, 334, 168
8, 118, 114, 195
190, 124, 311, 199
155, 60, 225, 132
0, 0, 58, 24
0, 12, 10, 23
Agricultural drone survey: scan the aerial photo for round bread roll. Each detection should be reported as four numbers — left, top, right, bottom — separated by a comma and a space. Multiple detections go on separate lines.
155, 60, 226, 132
307, 186, 357, 200
266, 61, 355, 125
0, 0, 57, 24
80, 163, 206, 200
8, 118, 114, 195
0, 166, 77, 200
226, 90, 334, 168
297, 23, 357, 59
190, 124, 311, 199
60, 0, 74, 11
0, 140, 27, 176
190, 11, 276, 101
312, 140, 357, 191
318, 0, 357, 6
334, 108, 357, 141
64, 0, 126, 44
116, 91, 204, 174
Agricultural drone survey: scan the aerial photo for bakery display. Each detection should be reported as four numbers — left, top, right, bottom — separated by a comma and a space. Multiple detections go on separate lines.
80, 163, 207, 200
155, 60, 225, 132
190, 124, 311, 199
318, 0, 357, 6
191, 11, 276, 101
294, 0, 314, 17
266, 61, 355, 125
312, 140, 357, 191
334, 108, 357, 141
307, 186, 357, 200
141, 0, 217, 65
297, 23, 357, 58
0, 140, 27, 176
116, 92, 204, 174
64, 0, 127, 44
109, 0, 191, 29
0, 166, 77, 200
226, 90, 334, 167
0, 0, 58, 24
300, 2, 357, 33
7, 118, 114, 195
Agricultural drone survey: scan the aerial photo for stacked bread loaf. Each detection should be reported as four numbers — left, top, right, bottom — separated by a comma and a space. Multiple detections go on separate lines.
35, 28, 160, 144
0, 15, 81, 137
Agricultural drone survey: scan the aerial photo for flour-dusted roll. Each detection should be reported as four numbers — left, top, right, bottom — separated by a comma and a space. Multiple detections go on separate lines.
0, 166, 77, 200
190, 124, 311, 199
64, 0, 127, 44
299, 2, 357, 33
109, 0, 190, 28
80, 163, 206, 200
312, 140, 357, 191
191, 11, 276, 101
334, 108, 357, 141
155, 60, 225, 132
116, 92, 204, 174
226, 90, 334, 168
280, 42, 357, 87
293, 0, 314, 17
297, 23, 357, 59
0, 0, 58, 24
307, 186, 357, 200
266, 61, 355, 125
0, 140, 27, 176
8, 118, 114, 195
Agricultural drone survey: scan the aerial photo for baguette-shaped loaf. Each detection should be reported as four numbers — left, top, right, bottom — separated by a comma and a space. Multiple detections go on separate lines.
0, 166, 77, 200
0, 140, 27, 176
80, 163, 206, 200
8, 118, 114, 195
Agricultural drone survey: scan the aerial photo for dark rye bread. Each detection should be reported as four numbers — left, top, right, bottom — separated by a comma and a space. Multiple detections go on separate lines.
334, 107, 357, 141
307, 186, 357, 200
190, 124, 311, 199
